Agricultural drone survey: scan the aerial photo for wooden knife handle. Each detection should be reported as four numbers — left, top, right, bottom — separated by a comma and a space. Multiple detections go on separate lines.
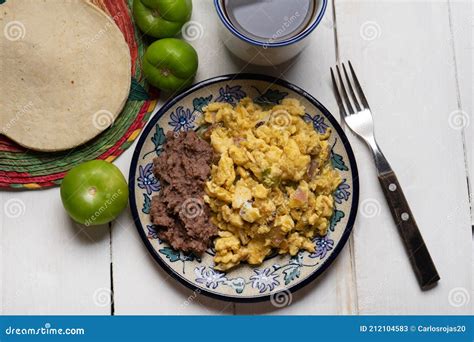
378, 171, 440, 290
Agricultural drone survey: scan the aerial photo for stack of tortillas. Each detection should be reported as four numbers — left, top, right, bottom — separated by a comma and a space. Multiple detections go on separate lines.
0, 0, 131, 151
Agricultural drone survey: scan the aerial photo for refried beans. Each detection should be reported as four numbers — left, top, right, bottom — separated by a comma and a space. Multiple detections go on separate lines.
150, 130, 217, 254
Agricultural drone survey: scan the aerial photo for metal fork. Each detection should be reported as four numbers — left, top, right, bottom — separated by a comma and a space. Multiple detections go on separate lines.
330, 61, 440, 290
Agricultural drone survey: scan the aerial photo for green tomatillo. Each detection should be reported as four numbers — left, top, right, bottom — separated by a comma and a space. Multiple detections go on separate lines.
60, 160, 129, 226
142, 38, 198, 92
133, 0, 192, 38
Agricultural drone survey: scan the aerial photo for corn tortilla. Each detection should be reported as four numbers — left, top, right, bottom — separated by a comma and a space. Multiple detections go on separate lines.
0, 0, 131, 151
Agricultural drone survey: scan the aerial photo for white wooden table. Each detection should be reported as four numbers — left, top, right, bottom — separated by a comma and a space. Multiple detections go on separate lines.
1, 0, 472, 315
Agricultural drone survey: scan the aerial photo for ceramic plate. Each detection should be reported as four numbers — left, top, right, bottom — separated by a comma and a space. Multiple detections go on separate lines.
129, 74, 359, 302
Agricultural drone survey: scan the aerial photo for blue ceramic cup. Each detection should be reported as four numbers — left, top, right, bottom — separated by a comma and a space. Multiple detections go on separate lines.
214, 0, 327, 66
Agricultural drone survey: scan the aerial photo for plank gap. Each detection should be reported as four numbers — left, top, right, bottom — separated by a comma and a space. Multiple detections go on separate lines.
447, 0, 473, 223
332, 0, 340, 62
332, 0, 360, 315
109, 223, 115, 316
348, 236, 360, 314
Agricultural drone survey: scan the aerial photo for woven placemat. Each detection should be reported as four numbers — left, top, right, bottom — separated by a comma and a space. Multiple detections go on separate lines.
0, 0, 157, 189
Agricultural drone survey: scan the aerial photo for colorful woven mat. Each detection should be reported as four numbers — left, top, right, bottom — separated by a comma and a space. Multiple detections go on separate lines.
0, 0, 157, 190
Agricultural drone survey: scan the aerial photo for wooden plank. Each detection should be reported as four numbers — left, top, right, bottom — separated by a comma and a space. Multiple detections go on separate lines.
109, 0, 234, 315
233, 0, 359, 315
448, 0, 473, 224
334, 0, 472, 314
1, 189, 111, 314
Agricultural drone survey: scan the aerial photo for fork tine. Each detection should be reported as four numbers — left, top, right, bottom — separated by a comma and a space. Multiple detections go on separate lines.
342, 63, 362, 111
348, 60, 370, 109
335, 65, 355, 114
330, 67, 348, 117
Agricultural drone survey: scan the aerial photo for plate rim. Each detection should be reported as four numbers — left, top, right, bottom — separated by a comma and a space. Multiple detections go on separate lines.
128, 73, 360, 303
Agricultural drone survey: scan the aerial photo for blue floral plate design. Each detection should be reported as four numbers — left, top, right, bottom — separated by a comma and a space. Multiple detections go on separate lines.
129, 74, 359, 302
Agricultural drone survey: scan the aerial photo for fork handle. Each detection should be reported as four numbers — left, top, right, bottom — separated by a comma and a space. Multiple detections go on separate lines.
378, 171, 440, 290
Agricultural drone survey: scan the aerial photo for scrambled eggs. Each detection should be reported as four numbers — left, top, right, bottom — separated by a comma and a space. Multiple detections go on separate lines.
202, 97, 341, 271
